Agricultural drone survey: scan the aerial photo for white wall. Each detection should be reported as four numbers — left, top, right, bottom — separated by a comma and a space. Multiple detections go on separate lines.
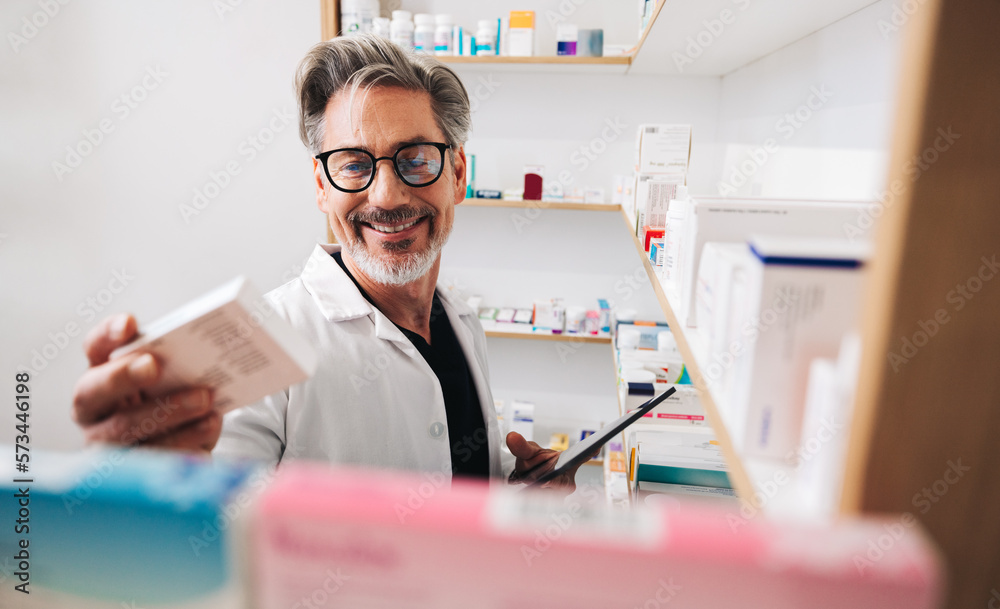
1, 1, 322, 450
0, 0, 904, 451
713, 0, 903, 201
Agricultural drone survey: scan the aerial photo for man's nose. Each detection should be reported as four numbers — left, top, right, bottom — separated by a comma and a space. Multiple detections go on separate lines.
367, 159, 411, 207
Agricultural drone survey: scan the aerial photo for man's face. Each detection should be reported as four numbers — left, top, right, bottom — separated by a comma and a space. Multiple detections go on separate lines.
313, 86, 466, 285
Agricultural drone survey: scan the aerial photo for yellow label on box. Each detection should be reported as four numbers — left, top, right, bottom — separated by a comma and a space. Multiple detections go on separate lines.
509, 10, 535, 28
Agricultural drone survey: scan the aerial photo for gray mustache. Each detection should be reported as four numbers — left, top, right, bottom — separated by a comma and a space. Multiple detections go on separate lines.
349, 206, 434, 226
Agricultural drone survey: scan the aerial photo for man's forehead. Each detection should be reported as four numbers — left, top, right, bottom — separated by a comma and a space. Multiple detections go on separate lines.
323, 86, 440, 149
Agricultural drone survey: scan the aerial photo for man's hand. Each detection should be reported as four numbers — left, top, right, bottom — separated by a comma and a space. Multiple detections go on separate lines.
71, 313, 222, 453
506, 431, 582, 492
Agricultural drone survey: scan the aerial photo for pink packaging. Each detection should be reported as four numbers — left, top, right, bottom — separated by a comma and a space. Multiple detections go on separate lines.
250, 464, 941, 609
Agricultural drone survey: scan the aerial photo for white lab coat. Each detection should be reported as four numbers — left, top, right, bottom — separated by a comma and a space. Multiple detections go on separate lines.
214, 243, 511, 483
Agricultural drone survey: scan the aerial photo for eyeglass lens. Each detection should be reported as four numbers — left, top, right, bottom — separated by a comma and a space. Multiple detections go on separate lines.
326, 144, 444, 190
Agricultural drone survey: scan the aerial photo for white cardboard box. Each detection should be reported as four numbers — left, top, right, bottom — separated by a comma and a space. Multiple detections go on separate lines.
635, 124, 692, 175
110, 276, 317, 413
728, 235, 869, 459
634, 174, 681, 235
666, 197, 870, 329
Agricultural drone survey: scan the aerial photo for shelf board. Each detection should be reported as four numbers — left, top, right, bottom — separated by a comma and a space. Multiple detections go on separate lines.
629, 0, 881, 75
463, 198, 620, 212
441, 55, 629, 66
483, 325, 611, 344
617, 208, 757, 504
439, 54, 630, 74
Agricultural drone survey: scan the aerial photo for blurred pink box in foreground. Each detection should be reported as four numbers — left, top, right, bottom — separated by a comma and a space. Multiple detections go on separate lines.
250, 464, 942, 609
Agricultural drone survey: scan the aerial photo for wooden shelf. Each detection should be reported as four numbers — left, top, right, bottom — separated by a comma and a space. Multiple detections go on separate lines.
463, 198, 620, 212
617, 208, 758, 505
482, 324, 611, 344
438, 54, 630, 74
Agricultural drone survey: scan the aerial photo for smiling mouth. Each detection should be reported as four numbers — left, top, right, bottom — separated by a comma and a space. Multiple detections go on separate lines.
365, 217, 423, 234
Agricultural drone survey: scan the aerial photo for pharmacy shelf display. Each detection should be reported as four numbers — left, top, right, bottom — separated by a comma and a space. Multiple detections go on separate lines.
439, 55, 630, 75
463, 198, 620, 212
339, 0, 881, 76
320, 4, 1000, 606
481, 322, 612, 344
616, 208, 798, 511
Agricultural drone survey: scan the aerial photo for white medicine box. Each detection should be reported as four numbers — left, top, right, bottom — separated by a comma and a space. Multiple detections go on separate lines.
727, 235, 869, 460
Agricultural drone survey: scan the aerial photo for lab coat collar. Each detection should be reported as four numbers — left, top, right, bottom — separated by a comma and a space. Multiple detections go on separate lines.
300, 242, 476, 344
300, 243, 373, 322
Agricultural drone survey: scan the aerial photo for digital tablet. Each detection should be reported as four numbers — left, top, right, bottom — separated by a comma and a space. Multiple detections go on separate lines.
517, 386, 677, 488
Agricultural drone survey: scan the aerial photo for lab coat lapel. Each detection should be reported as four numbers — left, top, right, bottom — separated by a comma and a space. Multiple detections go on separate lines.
439, 292, 503, 480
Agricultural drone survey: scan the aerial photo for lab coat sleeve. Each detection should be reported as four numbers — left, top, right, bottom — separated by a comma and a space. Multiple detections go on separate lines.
213, 388, 288, 468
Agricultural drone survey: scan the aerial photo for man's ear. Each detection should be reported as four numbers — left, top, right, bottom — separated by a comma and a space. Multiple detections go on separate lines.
452, 145, 467, 205
313, 157, 328, 213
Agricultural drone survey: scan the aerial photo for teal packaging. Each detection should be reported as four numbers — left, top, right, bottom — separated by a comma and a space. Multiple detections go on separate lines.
0, 447, 263, 608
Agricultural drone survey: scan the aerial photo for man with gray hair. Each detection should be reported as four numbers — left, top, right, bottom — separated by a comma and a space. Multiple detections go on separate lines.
71, 34, 577, 488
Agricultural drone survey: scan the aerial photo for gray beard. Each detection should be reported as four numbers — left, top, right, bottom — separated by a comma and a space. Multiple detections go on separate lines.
343, 218, 451, 286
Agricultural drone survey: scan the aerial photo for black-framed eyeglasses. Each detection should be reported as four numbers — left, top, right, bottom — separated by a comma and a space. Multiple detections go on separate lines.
315, 142, 452, 193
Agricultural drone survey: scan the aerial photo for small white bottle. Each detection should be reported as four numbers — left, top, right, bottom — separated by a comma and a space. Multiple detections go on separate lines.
434, 14, 453, 55
390, 10, 414, 50
413, 13, 435, 53
372, 17, 391, 38
340, 0, 379, 36
475, 19, 496, 55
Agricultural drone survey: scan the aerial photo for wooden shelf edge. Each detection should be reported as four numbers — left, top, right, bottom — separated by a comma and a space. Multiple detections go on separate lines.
440, 55, 630, 66
627, 0, 668, 73
484, 329, 611, 344
617, 208, 756, 504
463, 198, 620, 212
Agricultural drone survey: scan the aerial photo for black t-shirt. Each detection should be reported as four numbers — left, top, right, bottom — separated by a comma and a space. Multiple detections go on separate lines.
332, 252, 490, 479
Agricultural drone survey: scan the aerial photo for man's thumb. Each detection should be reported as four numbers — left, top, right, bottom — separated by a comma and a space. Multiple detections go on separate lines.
506, 431, 534, 459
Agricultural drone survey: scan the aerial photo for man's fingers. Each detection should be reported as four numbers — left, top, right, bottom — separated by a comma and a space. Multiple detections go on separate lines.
506, 431, 542, 459
73, 352, 162, 425
81, 388, 214, 445
84, 313, 137, 366
142, 411, 223, 453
